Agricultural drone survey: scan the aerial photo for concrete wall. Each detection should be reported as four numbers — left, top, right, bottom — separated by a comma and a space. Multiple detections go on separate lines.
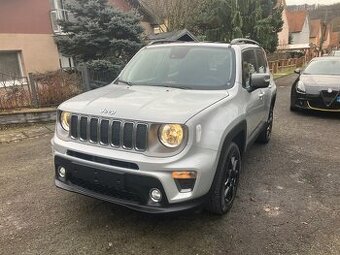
0, 34, 60, 75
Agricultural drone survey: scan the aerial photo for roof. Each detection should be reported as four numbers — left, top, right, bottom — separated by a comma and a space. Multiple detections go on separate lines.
147, 29, 199, 42
128, 0, 158, 25
109, 0, 158, 24
310, 19, 321, 38
286, 10, 308, 33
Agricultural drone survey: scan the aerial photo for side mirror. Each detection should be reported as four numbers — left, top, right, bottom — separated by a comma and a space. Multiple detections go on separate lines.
250, 73, 270, 89
294, 68, 301, 74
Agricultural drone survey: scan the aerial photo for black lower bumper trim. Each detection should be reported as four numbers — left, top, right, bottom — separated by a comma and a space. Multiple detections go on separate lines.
55, 180, 207, 213
54, 156, 207, 214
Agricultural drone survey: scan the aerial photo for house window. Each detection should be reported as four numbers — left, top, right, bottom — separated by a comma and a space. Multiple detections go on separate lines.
0, 51, 24, 82
50, 0, 68, 34
59, 53, 74, 70
50, 0, 65, 10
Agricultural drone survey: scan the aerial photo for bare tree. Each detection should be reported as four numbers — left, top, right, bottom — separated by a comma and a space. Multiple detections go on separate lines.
140, 0, 207, 32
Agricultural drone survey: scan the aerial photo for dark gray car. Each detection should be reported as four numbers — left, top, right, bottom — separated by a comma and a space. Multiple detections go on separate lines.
291, 57, 340, 112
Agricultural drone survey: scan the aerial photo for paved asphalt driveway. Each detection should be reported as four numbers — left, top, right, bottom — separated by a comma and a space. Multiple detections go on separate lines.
0, 74, 339, 255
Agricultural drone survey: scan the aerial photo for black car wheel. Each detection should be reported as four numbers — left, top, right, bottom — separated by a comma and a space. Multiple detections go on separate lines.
257, 106, 274, 144
290, 83, 299, 111
206, 142, 241, 215
290, 104, 298, 111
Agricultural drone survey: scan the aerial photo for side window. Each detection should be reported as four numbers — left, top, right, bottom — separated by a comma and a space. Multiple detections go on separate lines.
242, 50, 257, 87
256, 49, 267, 73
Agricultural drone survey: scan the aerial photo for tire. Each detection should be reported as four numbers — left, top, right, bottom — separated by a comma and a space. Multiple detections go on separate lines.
257, 106, 273, 144
290, 104, 298, 112
206, 142, 241, 215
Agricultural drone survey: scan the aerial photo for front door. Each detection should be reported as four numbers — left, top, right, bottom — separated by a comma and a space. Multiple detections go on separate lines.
242, 49, 266, 140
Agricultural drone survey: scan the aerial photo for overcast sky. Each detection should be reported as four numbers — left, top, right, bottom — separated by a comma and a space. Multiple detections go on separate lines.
286, 0, 340, 5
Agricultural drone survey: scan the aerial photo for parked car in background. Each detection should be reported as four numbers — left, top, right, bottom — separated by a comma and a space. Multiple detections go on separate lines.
52, 39, 277, 215
290, 57, 340, 112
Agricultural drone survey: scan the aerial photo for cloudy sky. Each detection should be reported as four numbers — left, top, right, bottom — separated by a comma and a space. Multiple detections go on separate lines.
286, 0, 340, 4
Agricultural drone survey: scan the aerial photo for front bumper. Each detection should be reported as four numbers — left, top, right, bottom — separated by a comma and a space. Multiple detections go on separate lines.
293, 93, 340, 112
55, 156, 207, 213
52, 135, 219, 213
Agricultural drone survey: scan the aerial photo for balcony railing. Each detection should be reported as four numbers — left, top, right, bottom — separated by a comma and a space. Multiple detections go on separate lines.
50, 9, 69, 34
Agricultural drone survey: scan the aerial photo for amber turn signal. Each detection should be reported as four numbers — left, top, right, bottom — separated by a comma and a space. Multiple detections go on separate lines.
172, 171, 197, 179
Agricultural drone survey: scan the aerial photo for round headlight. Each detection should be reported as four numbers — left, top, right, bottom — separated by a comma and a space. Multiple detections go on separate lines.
60, 111, 71, 131
159, 124, 184, 148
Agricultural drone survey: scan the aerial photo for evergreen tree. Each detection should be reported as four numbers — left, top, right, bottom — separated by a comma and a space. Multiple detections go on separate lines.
200, 0, 283, 53
55, 0, 144, 76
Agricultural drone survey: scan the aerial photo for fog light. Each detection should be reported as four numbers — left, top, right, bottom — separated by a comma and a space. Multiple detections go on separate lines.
149, 188, 162, 203
58, 166, 66, 178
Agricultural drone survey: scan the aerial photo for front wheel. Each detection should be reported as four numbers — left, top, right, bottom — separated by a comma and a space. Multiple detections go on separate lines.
206, 142, 241, 215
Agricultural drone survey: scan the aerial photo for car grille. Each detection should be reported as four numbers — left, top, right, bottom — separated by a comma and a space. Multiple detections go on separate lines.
70, 115, 148, 151
308, 93, 340, 110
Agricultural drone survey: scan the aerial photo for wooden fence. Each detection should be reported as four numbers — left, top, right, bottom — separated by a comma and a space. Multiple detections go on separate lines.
268, 56, 309, 74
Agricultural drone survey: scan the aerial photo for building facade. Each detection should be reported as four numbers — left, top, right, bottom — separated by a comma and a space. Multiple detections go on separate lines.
0, 0, 157, 82
0, 0, 61, 81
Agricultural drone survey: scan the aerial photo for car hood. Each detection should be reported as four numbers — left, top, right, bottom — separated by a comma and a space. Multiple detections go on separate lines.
300, 75, 340, 94
59, 84, 228, 123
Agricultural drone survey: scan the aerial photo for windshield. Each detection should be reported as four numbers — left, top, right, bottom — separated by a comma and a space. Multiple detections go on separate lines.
303, 59, 340, 75
118, 45, 235, 90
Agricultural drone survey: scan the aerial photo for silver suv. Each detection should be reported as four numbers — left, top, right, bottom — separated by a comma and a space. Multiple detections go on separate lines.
52, 39, 277, 215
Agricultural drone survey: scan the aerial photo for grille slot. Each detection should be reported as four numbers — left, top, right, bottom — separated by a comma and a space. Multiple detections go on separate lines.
111, 121, 121, 146
100, 119, 109, 144
70, 115, 78, 138
70, 115, 148, 151
136, 124, 148, 150
123, 123, 134, 149
89, 118, 99, 142
80, 117, 88, 140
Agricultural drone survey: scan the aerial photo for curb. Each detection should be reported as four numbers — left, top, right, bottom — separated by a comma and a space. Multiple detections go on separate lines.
0, 107, 56, 125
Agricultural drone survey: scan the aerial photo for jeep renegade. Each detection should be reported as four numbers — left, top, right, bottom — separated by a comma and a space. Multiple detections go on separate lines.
52, 39, 277, 214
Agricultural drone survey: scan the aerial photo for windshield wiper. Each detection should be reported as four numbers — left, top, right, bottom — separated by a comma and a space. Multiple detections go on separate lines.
155, 84, 192, 90
115, 79, 133, 86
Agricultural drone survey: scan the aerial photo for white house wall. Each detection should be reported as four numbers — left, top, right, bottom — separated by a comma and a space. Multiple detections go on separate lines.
291, 18, 310, 45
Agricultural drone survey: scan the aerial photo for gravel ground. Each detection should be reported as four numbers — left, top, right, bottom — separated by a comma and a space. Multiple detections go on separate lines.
0, 74, 339, 255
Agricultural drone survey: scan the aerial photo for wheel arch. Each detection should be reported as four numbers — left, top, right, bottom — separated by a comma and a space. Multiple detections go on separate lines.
208, 120, 247, 195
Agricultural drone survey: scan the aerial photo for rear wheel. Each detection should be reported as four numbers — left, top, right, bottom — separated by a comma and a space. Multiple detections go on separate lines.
257, 106, 273, 144
206, 142, 241, 215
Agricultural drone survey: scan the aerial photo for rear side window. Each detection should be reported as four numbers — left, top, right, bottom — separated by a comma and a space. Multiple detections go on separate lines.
256, 49, 267, 73
242, 50, 257, 87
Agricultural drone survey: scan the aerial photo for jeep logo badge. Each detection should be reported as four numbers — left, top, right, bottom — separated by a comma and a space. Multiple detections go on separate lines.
100, 108, 117, 116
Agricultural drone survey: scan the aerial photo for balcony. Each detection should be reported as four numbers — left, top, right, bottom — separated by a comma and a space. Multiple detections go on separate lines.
50, 9, 69, 34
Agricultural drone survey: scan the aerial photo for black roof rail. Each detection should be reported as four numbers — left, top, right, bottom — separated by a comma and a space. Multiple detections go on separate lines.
230, 38, 259, 46
148, 40, 189, 45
